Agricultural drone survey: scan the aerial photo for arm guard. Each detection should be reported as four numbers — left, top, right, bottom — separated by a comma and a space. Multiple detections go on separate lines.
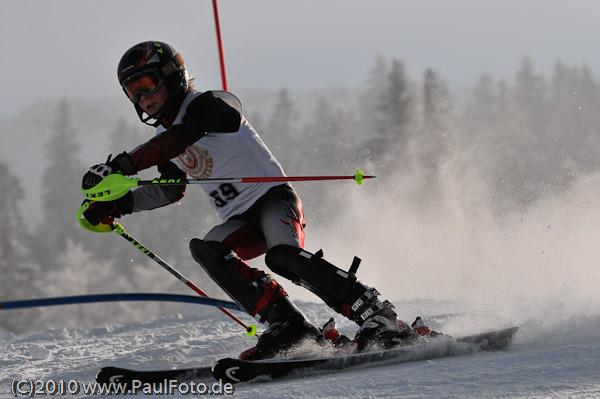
132, 162, 187, 212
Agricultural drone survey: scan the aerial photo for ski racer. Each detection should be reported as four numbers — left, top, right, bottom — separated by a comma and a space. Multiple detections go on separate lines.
81, 41, 435, 359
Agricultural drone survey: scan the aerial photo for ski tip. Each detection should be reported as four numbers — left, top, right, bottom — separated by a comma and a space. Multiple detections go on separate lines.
96, 366, 125, 384
212, 358, 251, 384
456, 325, 520, 351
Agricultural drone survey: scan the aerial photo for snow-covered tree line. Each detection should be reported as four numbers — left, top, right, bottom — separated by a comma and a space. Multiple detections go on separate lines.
2, 56, 599, 332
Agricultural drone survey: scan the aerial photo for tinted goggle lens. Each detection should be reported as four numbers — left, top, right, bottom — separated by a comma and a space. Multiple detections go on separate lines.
122, 71, 162, 102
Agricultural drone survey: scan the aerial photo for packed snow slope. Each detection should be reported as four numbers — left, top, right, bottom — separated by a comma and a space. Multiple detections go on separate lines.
2, 300, 599, 398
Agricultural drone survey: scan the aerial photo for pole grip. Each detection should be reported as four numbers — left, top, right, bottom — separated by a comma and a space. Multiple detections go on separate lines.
76, 201, 114, 233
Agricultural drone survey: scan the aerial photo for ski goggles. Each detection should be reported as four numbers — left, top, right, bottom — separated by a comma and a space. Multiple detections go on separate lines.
121, 69, 164, 103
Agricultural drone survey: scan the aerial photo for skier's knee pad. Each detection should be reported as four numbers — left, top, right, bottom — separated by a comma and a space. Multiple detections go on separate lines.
265, 245, 385, 325
189, 238, 288, 321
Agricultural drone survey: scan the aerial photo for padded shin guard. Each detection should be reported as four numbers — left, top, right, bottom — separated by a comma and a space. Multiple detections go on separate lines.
189, 238, 297, 324
265, 245, 386, 325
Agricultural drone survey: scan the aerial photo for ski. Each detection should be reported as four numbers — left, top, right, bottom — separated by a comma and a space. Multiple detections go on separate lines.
95, 365, 214, 387
211, 326, 519, 384
96, 326, 518, 386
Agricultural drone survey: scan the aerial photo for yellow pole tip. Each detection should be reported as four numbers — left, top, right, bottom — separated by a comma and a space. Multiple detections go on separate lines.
245, 324, 258, 337
354, 169, 365, 185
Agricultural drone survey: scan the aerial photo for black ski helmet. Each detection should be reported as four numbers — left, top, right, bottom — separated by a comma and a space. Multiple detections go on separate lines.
117, 41, 189, 126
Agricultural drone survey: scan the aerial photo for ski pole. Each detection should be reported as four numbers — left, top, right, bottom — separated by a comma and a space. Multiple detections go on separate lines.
0, 293, 241, 311
82, 169, 375, 201
76, 202, 257, 337
110, 222, 258, 337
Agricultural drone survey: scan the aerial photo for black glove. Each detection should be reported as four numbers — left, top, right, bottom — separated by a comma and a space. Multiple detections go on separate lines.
82, 152, 138, 190
82, 191, 134, 226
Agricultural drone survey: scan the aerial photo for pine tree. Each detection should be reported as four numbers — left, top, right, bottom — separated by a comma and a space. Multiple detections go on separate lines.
303, 97, 354, 171
108, 117, 141, 155
549, 61, 600, 176
38, 238, 133, 329
513, 57, 547, 137
266, 88, 301, 160
359, 55, 389, 142
460, 74, 526, 209
0, 162, 41, 332
271, 88, 298, 135
366, 58, 417, 170
423, 68, 454, 135
570, 65, 600, 172
297, 97, 358, 221
462, 73, 500, 136
36, 99, 84, 269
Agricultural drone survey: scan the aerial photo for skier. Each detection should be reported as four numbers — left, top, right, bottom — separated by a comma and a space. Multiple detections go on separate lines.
81, 41, 434, 360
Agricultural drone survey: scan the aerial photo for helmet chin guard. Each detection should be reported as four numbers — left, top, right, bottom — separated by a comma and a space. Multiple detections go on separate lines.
133, 103, 162, 127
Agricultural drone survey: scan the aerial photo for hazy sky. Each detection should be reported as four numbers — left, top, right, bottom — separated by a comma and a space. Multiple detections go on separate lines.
1, 0, 598, 118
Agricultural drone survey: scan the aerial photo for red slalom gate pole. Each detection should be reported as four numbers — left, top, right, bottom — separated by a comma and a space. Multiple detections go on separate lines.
212, 0, 228, 91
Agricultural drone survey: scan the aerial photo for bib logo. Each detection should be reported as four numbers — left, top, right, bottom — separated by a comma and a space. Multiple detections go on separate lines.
176, 144, 213, 179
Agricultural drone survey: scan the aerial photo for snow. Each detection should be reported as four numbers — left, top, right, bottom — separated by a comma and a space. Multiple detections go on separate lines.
2, 301, 599, 398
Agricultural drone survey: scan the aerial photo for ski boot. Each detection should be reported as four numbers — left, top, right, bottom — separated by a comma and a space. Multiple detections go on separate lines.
188, 239, 322, 361
264, 245, 423, 351
239, 296, 322, 360
353, 301, 419, 351
321, 317, 353, 350
411, 316, 441, 337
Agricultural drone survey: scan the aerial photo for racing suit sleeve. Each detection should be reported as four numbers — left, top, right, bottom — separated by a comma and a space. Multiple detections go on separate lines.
131, 161, 187, 212
128, 91, 242, 172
